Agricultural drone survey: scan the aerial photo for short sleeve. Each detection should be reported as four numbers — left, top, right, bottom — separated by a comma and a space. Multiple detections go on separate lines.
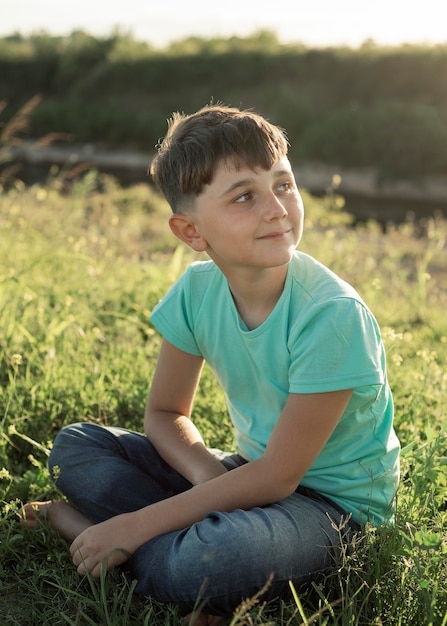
150, 268, 202, 356
288, 298, 385, 393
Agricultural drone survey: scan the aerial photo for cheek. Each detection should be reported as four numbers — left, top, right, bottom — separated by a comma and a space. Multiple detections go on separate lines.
294, 199, 304, 221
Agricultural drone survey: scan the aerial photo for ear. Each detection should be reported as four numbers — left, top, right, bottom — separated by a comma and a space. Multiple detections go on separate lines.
169, 214, 208, 252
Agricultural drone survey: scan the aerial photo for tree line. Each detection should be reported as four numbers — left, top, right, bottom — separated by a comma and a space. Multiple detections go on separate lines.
1, 30, 447, 180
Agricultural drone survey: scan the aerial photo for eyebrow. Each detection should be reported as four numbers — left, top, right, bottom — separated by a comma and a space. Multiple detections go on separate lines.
219, 177, 254, 199
219, 169, 292, 199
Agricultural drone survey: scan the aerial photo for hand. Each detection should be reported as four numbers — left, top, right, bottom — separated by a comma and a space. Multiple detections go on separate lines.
69, 513, 136, 578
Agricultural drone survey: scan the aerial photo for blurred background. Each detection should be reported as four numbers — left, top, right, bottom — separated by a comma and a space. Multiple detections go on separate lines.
1, 0, 447, 224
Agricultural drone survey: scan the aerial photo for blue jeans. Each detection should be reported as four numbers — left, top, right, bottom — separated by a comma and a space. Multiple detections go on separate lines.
48, 422, 359, 616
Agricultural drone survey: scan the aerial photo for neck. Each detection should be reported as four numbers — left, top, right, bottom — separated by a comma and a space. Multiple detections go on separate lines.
227, 265, 288, 330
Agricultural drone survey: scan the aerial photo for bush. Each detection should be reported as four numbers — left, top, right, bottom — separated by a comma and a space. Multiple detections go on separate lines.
2, 32, 447, 179
301, 102, 447, 178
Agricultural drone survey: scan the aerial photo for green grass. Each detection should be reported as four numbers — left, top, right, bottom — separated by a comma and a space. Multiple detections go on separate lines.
1, 171, 446, 625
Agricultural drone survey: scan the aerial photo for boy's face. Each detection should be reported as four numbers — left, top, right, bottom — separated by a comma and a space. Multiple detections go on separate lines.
170, 157, 304, 278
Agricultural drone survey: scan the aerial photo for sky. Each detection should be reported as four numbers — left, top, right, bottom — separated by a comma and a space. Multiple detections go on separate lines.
1, 0, 446, 48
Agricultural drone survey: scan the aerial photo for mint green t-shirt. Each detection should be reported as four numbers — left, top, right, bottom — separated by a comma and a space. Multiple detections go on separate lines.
150, 251, 400, 526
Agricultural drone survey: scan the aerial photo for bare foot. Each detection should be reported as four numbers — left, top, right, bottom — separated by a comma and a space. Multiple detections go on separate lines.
20, 500, 93, 541
184, 611, 226, 625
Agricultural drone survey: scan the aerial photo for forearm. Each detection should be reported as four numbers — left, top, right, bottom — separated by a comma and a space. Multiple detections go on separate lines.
144, 411, 228, 485
69, 460, 280, 578
126, 457, 292, 552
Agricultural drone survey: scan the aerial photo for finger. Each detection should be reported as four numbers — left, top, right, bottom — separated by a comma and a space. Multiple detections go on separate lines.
91, 563, 103, 579
70, 541, 88, 569
73, 549, 100, 578
69, 538, 78, 557
70, 544, 81, 566
70, 537, 85, 561
73, 549, 85, 569
76, 559, 99, 578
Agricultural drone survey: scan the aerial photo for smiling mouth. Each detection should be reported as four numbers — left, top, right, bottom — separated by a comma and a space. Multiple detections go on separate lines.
258, 229, 291, 239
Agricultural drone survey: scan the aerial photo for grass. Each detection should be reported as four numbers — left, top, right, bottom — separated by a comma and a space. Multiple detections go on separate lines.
0, 168, 446, 625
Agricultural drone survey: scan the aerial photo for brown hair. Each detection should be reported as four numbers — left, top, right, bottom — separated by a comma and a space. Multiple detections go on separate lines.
149, 104, 289, 213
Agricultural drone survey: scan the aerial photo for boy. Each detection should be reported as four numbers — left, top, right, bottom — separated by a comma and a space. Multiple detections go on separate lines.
22, 105, 400, 624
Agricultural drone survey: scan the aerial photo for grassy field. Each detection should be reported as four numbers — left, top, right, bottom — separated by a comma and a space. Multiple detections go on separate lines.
0, 170, 446, 625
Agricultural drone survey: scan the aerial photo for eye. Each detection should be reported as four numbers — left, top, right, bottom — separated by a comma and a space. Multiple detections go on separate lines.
277, 181, 293, 193
234, 191, 253, 203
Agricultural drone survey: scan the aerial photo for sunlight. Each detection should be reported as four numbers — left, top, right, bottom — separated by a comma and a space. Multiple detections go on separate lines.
1, 0, 446, 48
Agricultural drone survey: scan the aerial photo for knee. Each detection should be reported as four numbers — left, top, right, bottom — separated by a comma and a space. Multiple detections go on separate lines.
48, 422, 90, 482
169, 511, 254, 584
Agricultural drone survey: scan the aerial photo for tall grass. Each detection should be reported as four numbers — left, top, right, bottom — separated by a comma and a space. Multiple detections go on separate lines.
1, 168, 446, 624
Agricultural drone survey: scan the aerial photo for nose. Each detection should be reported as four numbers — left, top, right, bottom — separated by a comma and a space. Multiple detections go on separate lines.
263, 192, 287, 220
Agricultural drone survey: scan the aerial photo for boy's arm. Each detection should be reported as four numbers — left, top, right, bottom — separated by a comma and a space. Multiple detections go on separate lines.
70, 342, 352, 576
143, 339, 229, 485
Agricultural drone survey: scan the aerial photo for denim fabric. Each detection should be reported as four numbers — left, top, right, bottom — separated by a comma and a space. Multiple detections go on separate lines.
49, 422, 358, 616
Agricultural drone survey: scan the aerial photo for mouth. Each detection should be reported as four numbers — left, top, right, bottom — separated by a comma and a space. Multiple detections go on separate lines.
258, 229, 291, 240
